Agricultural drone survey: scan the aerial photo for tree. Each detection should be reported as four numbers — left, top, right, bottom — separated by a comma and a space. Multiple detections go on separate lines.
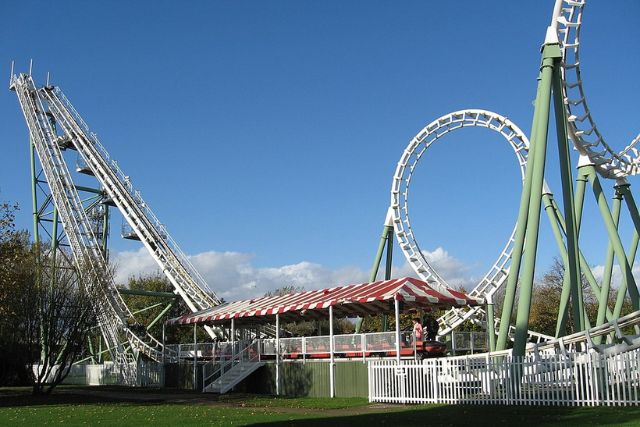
0, 199, 97, 393
30, 255, 96, 394
0, 202, 35, 385
120, 273, 203, 344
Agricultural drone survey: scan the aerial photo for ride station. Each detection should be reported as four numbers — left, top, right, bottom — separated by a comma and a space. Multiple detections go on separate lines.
165, 277, 479, 395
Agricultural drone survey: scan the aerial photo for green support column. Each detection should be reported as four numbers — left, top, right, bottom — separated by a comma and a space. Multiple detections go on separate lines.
573, 170, 588, 233
512, 42, 561, 357
357, 209, 395, 334
29, 138, 40, 246
486, 293, 496, 352
495, 70, 544, 352
369, 224, 394, 283
102, 203, 110, 258
541, 191, 571, 336
587, 166, 639, 311
548, 197, 612, 322
613, 184, 640, 316
594, 183, 624, 342
146, 301, 177, 330
549, 197, 613, 329
543, 192, 606, 335
552, 65, 583, 331
385, 224, 393, 280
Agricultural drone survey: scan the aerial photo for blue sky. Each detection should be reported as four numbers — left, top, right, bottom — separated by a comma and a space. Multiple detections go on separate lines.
1, 1, 639, 300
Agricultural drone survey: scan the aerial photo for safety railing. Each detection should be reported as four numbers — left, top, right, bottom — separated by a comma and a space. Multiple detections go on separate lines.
369, 347, 640, 406
259, 331, 418, 359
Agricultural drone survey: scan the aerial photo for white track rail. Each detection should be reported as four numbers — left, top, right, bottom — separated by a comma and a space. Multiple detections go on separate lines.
11, 73, 220, 363
11, 74, 141, 366
42, 86, 221, 313
554, 0, 640, 178
390, 109, 551, 339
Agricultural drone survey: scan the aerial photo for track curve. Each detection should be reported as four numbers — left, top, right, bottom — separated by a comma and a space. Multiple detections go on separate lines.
391, 110, 531, 334
554, 0, 640, 178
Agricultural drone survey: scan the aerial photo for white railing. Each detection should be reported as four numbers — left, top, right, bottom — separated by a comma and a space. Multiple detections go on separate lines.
450, 331, 488, 355
369, 348, 640, 406
259, 331, 417, 358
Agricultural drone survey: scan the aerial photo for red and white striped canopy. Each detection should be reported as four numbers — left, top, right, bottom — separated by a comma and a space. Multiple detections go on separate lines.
166, 277, 482, 326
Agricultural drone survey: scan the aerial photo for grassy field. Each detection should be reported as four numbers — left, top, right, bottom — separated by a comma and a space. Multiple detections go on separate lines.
1, 386, 640, 426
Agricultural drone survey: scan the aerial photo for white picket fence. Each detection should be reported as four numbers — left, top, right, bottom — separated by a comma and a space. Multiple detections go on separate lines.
369, 348, 640, 406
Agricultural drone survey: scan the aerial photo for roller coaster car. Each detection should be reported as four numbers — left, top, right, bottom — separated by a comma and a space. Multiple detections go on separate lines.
417, 340, 447, 359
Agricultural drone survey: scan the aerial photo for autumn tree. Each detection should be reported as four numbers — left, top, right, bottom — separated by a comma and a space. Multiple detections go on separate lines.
0, 199, 98, 393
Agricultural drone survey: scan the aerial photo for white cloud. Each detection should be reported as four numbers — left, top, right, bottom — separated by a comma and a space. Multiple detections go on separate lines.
111, 245, 477, 302
393, 247, 477, 291
590, 264, 640, 289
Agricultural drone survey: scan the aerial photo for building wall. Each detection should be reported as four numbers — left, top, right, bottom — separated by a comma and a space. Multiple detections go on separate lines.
241, 360, 368, 398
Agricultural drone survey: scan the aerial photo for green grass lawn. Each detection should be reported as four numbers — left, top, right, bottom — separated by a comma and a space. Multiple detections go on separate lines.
1, 387, 640, 426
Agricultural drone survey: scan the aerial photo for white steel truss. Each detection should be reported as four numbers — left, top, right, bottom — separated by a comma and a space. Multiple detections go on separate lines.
11, 73, 222, 364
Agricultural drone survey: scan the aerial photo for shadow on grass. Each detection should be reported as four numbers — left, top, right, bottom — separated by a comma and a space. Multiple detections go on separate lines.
0, 386, 213, 408
249, 404, 640, 427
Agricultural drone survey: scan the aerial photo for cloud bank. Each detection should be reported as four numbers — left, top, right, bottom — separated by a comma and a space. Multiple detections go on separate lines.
112, 246, 477, 302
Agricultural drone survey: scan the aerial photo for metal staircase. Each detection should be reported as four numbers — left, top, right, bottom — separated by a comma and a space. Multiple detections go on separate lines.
202, 341, 264, 394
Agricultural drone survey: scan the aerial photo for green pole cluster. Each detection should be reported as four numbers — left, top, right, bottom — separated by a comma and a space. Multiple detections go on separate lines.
356, 222, 394, 333
512, 43, 560, 357
552, 65, 583, 332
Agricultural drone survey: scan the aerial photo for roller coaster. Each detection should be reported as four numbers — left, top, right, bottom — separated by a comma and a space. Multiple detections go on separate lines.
9, 0, 640, 386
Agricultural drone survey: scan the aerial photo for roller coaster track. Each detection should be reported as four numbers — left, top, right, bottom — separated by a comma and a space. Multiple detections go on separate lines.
390, 109, 554, 343
397, 1, 640, 355
554, 0, 640, 178
11, 73, 222, 363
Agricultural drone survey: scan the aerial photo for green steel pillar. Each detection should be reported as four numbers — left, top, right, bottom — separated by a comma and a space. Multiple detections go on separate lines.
541, 191, 571, 336
102, 203, 110, 258
495, 69, 544, 352
512, 42, 561, 357
594, 183, 624, 341
486, 293, 496, 352
573, 163, 589, 233
552, 65, 583, 332
29, 138, 40, 246
587, 167, 639, 311
369, 224, 394, 283
146, 301, 177, 330
385, 224, 393, 280
613, 184, 640, 316
549, 198, 612, 320
357, 209, 395, 334
546, 195, 613, 335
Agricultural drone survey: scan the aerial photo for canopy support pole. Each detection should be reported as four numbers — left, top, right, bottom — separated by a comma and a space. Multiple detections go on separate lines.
329, 305, 335, 398
193, 324, 197, 390
275, 314, 280, 396
231, 318, 235, 360
394, 298, 401, 365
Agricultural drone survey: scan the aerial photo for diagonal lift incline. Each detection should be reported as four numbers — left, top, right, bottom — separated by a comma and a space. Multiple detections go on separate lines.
11, 73, 223, 365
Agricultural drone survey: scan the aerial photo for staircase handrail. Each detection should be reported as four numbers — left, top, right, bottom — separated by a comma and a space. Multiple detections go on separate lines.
202, 340, 260, 391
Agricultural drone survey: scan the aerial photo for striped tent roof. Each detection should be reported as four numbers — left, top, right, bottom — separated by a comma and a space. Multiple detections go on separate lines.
166, 277, 482, 326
